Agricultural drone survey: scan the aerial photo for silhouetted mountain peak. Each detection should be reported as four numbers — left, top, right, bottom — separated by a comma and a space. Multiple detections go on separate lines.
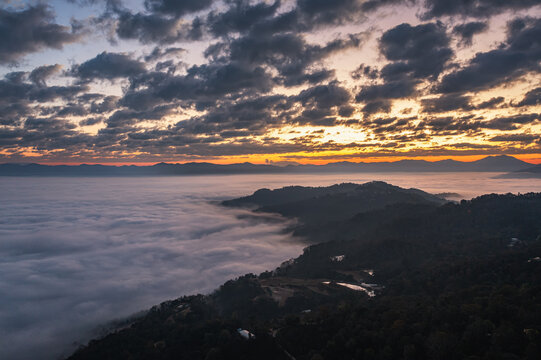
475, 154, 524, 164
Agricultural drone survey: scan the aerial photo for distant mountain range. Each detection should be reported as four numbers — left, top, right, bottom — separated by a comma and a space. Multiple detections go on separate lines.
0, 155, 533, 176
498, 162, 541, 178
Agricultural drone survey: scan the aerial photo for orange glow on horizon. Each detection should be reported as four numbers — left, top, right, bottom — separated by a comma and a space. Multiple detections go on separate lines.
27, 154, 541, 166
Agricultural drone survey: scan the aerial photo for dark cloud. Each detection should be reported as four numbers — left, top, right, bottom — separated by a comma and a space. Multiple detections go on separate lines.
70, 0, 209, 45
11, 116, 95, 153
228, 83, 355, 127
355, 22, 452, 112
361, 0, 414, 11
422, 0, 541, 19
67, 0, 123, 9
0, 4, 82, 64
24, 116, 77, 131
207, 0, 281, 36
282, 69, 336, 87
296, 0, 365, 27
351, 64, 379, 80
437, 17, 541, 94
70, 52, 146, 81
206, 0, 366, 39
414, 113, 540, 135
224, 32, 365, 86
57, 104, 88, 117
172, 95, 292, 137
105, 105, 177, 128
484, 113, 540, 130
476, 96, 505, 109
452, 21, 488, 46
165, 62, 274, 99
144, 0, 213, 16
154, 60, 180, 73
356, 78, 418, 102
0, 71, 87, 104
29, 64, 63, 87
420, 93, 505, 113
115, 11, 203, 44
79, 117, 104, 126
294, 111, 336, 127
379, 22, 453, 79
338, 105, 356, 117
296, 83, 352, 109
0, 103, 33, 126
118, 31, 362, 118
362, 100, 392, 115
143, 46, 185, 62
515, 87, 541, 106
421, 93, 473, 113
206, 0, 395, 39
0, 70, 90, 127
29, 85, 89, 102
489, 133, 540, 143
418, 115, 483, 133
89, 95, 119, 114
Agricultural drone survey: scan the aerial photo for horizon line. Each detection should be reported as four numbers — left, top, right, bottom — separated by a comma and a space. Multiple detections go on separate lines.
1, 154, 539, 167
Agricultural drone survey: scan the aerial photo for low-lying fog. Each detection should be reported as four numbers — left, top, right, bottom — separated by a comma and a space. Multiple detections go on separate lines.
1, 172, 540, 360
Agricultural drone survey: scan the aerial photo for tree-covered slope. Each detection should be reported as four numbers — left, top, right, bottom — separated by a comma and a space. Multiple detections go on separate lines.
68, 187, 541, 360
223, 181, 446, 225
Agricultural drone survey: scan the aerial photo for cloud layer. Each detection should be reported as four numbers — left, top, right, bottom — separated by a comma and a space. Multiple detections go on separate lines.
0, 176, 303, 360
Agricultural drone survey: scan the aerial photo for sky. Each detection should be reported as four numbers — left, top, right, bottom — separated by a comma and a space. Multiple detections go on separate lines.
0, 0, 540, 165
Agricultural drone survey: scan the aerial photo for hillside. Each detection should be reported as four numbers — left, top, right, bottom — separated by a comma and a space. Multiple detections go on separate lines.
68, 185, 541, 360
224, 182, 446, 233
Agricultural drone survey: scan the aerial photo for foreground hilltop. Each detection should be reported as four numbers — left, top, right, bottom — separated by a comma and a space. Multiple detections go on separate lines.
68, 183, 541, 360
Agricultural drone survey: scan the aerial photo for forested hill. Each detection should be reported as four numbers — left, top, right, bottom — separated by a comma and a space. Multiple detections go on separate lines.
223, 181, 447, 236
68, 185, 541, 360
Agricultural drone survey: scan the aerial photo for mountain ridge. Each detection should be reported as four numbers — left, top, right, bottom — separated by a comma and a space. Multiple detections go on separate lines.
0, 155, 532, 176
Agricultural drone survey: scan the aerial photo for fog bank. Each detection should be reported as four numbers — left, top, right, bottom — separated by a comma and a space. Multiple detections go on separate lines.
1, 172, 540, 359
0, 177, 303, 360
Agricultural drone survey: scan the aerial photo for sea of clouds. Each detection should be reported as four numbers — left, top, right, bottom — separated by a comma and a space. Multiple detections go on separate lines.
0, 176, 306, 360
1, 172, 540, 360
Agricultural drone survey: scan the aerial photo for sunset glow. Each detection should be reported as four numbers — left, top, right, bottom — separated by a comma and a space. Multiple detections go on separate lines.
1, 0, 540, 164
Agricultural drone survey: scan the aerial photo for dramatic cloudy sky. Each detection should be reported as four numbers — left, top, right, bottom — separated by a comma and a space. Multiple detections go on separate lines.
1, 0, 541, 164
